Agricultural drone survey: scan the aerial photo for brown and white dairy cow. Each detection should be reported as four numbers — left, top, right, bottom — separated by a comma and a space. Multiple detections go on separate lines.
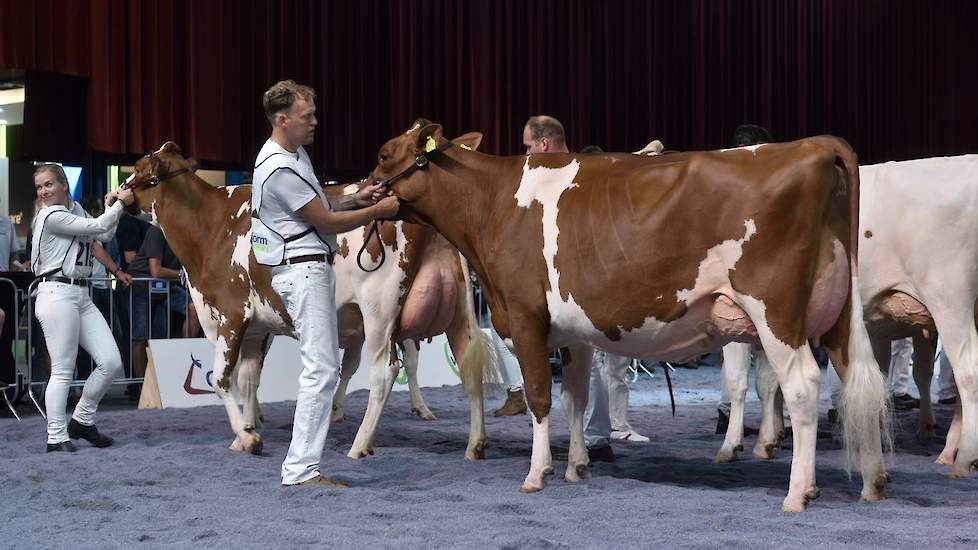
122, 142, 495, 460
330, 163, 500, 459
367, 119, 891, 511
720, 155, 978, 476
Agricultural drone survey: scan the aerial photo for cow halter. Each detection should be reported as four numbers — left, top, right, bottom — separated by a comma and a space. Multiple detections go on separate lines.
123, 166, 192, 190
357, 137, 454, 273
371, 138, 454, 189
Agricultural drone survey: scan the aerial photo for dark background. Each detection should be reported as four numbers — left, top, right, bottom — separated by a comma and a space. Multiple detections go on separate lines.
2, 0, 976, 177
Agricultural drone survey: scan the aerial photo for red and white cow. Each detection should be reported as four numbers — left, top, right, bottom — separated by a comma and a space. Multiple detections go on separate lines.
719, 155, 978, 476
367, 119, 891, 511
123, 141, 496, 461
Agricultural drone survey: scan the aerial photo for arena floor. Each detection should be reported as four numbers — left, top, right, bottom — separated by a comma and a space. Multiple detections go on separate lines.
2, 366, 976, 549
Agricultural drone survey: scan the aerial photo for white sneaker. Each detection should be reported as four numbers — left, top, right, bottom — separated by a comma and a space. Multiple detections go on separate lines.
610, 430, 650, 442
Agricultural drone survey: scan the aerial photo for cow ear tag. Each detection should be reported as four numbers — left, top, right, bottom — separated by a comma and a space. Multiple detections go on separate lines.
460, 143, 472, 151
425, 136, 438, 152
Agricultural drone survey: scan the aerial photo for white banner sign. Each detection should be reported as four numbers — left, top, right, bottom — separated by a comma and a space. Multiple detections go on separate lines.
148, 332, 468, 409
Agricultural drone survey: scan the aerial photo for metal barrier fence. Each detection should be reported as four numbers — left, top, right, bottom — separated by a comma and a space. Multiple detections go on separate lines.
25, 276, 193, 418
0, 277, 25, 419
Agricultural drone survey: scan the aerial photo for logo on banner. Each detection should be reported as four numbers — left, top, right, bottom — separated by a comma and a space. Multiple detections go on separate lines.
182, 353, 215, 395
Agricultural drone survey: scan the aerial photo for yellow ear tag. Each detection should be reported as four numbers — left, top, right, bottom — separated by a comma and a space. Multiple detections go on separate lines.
425, 136, 437, 152
459, 143, 472, 151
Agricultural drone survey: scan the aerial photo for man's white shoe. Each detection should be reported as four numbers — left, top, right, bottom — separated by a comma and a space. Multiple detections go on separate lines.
610, 430, 650, 443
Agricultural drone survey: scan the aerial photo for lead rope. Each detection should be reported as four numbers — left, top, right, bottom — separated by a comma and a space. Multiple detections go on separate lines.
357, 220, 386, 272
663, 362, 677, 416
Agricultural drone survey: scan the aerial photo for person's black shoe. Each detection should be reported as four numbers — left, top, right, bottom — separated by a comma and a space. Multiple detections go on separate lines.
892, 393, 920, 411
46, 441, 78, 453
716, 409, 729, 434
938, 396, 958, 406
587, 444, 615, 463
68, 419, 114, 448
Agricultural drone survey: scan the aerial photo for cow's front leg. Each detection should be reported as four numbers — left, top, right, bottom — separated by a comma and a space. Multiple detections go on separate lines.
228, 335, 267, 451
717, 343, 751, 463
559, 343, 592, 482
214, 321, 262, 454
347, 322, 398, 459
402, 342, 435, 420
506, 318, 553, 493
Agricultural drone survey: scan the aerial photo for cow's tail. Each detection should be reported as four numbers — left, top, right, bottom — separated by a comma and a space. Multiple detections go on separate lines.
456, 252, 500, 396
821, 136, 893, 476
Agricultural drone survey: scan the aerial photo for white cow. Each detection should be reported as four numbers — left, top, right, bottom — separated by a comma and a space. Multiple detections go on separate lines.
718, 155, 978, 476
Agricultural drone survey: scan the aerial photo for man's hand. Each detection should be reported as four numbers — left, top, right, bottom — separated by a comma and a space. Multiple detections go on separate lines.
115, 270, 134, 287
105, 190, 119, 207
355, 182, 386, 207
373, 196, 400, 219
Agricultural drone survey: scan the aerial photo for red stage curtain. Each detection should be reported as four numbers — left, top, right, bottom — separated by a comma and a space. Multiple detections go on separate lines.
2, 0, 977, 174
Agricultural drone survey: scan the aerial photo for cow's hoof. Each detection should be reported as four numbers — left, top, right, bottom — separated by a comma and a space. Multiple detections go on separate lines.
246, 438, 263, 456
229, 437, 243, 452
564, 463, 590, 483
916, 424, 936, 440
714, 445, 742, 464
753, 443, 777, 460
347, 446, 373, 459
520, 479, 545, 493
330, 409, 345, 423
860, 473, 888, 501
780, 497, 808, 513
543, 466, 555, 476
945, 463, 974, 479
412, 407, 437, 421
465, 442, 487, 461
935, 451, 956, 466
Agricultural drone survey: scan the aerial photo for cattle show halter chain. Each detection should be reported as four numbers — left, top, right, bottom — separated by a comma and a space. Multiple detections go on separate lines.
356, 138, 454, 273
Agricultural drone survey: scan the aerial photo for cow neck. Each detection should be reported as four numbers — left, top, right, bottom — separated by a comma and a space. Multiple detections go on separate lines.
406, 152, 523, 295
152, 173, 226, 273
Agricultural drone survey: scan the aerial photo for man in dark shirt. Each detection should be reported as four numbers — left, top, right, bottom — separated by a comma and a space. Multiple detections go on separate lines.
127, 225, 189, 393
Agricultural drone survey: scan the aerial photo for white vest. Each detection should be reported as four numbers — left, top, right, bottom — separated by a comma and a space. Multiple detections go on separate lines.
251, 141, 336, 266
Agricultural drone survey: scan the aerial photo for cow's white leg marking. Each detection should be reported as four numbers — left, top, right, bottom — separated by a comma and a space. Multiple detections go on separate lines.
560, 343, 592, 482
716, 342, 751, 463
733, 293, 820, 512
403, 342, 435, 420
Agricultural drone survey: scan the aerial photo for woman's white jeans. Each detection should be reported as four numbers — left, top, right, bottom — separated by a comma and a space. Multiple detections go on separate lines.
36, 282, 123, 444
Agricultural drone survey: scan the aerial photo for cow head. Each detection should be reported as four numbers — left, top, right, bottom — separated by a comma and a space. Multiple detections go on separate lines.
125, 142, 199, 216
368, 119, 482, 223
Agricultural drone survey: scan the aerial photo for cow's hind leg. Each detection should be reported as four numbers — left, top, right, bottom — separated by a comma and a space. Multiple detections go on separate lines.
347, 320, 398, 459
559, 343, 592, 482
937, 401, 962, 465
402, 342, 436, 420
754, 350, 786, 460
912, 334, 938, 440
735, 294, 822, 512
716, 343, 750, 463
927, 305, 978, 477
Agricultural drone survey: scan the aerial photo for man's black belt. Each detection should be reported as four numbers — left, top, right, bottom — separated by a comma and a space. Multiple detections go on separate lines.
281, 253, 334, 266
43, 276, 90, 287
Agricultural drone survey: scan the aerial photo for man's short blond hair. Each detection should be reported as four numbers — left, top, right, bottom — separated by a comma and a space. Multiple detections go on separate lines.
525, 115, 566, 147
262, 80, 316, 123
